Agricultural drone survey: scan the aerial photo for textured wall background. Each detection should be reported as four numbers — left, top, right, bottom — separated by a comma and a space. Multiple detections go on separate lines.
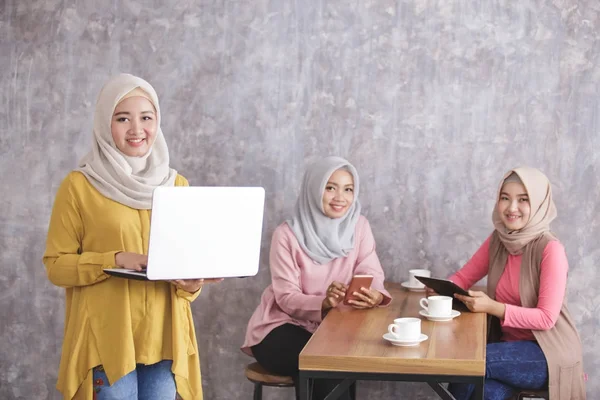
1, 0, 599, 398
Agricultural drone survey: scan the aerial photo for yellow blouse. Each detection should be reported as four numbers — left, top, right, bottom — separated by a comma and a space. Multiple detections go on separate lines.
43, 171, 203, 400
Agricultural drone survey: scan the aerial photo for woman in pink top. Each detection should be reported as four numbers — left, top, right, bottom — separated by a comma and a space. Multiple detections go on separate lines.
446, 168, 585, 400
242, 156, 392, 400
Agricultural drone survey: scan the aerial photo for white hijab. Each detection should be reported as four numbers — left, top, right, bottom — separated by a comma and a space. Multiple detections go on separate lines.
287, 156, 362, 264
78, 73, 177, 209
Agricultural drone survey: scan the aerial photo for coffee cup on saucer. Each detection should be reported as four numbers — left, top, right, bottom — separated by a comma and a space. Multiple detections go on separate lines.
387, 317, 421, 341
419, 295, 460, 321
408, 269, 431, 288
384, 317, 428, 346
420, 295, 452, 317
401, 269, 431, 292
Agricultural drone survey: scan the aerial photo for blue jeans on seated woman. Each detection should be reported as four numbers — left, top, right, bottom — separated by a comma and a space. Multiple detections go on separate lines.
449, 340, 548, 400
92, 360, 177, 400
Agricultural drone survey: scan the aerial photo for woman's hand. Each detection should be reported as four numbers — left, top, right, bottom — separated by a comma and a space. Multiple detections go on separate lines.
170, 278, 224, 293
347, 287, 384, 309
115, 252, 147, 271
455, 290, 506, 319
322, 281, 348, 312
425, 287, 438, 297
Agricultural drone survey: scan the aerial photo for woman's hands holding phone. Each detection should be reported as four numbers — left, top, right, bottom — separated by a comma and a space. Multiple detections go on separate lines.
322, 277, 384, 313
322, 281, 347, 312
346, 287, 383, 309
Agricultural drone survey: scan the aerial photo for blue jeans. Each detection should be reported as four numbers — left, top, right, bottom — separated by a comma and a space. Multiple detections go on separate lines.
92, 360, 178, 400
449, 341, 548, 400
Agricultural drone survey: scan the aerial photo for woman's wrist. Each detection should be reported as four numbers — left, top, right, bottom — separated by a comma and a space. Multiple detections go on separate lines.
321, 298, 332, 312
321, 298, 333, 319
375, 291, 384, 306
114, 251, 123, 266
490, 301, 506, 319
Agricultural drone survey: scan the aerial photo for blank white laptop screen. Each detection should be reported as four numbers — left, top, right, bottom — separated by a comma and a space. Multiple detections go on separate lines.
104, 186, 265, 280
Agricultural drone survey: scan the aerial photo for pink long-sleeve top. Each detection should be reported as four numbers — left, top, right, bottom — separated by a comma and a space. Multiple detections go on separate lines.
449, 235, 568, 342
242, 216, 392, 356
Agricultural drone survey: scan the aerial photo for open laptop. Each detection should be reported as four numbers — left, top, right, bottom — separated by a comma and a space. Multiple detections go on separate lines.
104, 186, 265, 281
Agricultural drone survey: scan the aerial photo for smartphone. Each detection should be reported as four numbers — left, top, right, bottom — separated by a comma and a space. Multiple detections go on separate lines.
343, 274, 374, 305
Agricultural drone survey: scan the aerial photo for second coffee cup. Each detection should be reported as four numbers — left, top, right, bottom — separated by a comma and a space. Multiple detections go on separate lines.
420, 295, 453, 317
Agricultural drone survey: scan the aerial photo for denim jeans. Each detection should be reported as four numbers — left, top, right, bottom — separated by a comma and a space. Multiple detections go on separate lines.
92, 360, 177, 400
449, 340, 548, 400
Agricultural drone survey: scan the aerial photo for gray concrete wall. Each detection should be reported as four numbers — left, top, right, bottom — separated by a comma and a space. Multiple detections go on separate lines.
1, 0, 598, 398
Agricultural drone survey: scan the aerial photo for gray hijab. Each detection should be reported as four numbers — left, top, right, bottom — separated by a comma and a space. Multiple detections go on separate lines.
287, 156, 362, 264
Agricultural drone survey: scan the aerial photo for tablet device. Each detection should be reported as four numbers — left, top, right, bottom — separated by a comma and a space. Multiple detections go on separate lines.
415, 276, 470, 298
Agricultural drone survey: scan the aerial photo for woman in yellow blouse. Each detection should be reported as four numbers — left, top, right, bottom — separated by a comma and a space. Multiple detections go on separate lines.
43, 73, 216, 400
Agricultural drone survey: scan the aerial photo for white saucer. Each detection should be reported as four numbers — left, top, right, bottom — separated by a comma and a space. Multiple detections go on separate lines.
383, 333, 428, 346
401, 281, 426, 292
419, 309, 461, 322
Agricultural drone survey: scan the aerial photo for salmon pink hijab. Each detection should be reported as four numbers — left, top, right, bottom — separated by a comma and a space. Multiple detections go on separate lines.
492, 167, 557, 255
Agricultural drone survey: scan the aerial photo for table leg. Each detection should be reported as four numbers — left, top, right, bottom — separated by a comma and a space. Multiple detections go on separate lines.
428, 377, 485, 400
471, 377, 484, 400
349, 381, 356, 400
299, 371, 311, 400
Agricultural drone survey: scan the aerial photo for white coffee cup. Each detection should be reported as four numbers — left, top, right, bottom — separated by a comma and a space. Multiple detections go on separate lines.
420, 295, 453, 317
409, 269, 431, 288
387, 317, 421, 341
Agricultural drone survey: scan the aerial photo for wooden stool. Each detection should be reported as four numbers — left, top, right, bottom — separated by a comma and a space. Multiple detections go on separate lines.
245, 362, 294, 400
515, 389, 549, 400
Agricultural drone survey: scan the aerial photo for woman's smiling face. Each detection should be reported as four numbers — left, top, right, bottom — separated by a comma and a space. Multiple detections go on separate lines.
321, 168, 355, 219
497, 181, 531, 231
110, 96, 157, 157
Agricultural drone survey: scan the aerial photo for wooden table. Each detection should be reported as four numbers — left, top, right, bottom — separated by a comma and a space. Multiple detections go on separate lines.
298, 282, 487, 400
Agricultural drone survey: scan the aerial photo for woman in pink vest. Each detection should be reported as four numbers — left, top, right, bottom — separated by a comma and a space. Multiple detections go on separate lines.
242, 156, 392, 400
446, 167, 585, 400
